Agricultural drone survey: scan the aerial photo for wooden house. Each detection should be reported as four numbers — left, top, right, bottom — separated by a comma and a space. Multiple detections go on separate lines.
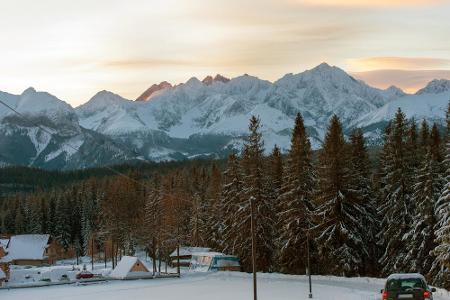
0, 234, 51, 266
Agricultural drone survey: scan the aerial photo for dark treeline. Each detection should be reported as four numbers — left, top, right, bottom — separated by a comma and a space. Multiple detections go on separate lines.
1, 103, 449, 287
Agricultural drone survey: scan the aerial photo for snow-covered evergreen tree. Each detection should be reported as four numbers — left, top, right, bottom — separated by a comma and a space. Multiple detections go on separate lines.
313, 115, 367, 276
431, 101, 450, 287
204, 163, 222, 250
348, 128, 378, 275
404, 149, 440, 275
220, 153, 244, 254
277, 113, 315, 274
224, 116, 275, 272
55, 195, 72, 251
377, 109, 415, 275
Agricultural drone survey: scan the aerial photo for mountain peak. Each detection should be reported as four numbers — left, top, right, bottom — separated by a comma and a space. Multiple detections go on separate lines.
88, 90, 127, 105
22, 87, 36, 95
185, 77, 202, 86
316, 62, 331, 69
202, 74, 230, 85
416, 79, 450, 95
309, 62, 345, 75
136, 81, 172, 101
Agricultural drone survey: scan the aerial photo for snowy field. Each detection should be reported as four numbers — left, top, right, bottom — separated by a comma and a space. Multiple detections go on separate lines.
2, 271, 450, 300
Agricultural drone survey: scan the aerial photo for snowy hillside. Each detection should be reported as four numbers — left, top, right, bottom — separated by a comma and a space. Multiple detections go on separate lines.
354, 79, 450, 144
0, 88, 134, 169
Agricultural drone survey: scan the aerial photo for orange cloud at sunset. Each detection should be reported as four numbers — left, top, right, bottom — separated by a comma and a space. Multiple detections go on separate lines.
294, 0, 441, 7
352, 69, 450, 93
348, 57, 450, 72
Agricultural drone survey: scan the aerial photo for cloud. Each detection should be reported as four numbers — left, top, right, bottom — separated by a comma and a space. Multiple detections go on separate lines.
348, 57, 450, 72
100, 58, 196, 69
288, 0, 442, 7
351, 69, 450, 93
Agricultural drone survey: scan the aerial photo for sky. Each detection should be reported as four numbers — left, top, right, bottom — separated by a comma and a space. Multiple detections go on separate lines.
0, 0, 449, 106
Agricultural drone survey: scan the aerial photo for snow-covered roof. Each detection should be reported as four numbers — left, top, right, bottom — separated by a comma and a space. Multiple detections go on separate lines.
110, 256, 149, 279
169, 247, 210, 257
0, 268, 5, 279
0, 234, 49, 263
387, 273, 425, 280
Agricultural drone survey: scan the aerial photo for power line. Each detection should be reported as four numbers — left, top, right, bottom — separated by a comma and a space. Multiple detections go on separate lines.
0, 98, 149, 189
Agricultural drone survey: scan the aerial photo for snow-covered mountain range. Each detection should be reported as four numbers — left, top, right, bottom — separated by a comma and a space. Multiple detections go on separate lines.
0, 63, 448, 169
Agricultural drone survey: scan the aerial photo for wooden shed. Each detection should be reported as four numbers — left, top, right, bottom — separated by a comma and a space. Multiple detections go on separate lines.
110, 256, 151, 279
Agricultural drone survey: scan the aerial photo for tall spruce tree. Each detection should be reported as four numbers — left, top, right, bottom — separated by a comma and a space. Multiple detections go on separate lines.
404, 148, 440, 275
229, 116, 275, 272
277, 113, 315, 274
431, 101, 450, 287
313, 115, 367, 276
220, 153, 244, 255
377, 109, 415, 275
348, 128, 378, 275
204, 163, 222, 249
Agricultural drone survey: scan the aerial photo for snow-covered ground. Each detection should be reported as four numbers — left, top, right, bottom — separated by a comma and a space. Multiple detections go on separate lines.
2, 271, 450, 300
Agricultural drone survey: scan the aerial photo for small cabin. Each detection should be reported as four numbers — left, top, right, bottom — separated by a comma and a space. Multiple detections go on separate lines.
169, 246, 211, 267
0, 234, 50, 266
110, 256, 151, 279
189, 252, 240, 272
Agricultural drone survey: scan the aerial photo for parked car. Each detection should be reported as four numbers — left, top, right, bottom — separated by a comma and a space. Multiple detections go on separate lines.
76, 271, 94, 280
381, 273, 436, 300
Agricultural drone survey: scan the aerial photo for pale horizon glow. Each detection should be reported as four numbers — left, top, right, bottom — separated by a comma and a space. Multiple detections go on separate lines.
0, 0, 449, 106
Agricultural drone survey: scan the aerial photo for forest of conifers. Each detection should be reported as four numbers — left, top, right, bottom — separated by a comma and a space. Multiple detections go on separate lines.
1, 103, 449, 288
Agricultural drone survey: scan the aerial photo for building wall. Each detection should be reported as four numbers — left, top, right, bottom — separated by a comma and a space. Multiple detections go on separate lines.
0, 262, 9, 280
12, 259, 49, 266
46, 240, 76, 262
0, 247, 6, 258
131, 260, 149, 273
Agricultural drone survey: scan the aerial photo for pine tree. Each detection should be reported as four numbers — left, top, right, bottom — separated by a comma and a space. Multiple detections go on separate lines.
430, 123, 443, 163
313, 115, 367, 276
404, 149, 440, 275
143, 175, 163, 272
277, 113, 315, 274
348, 128, 378, 275
220, 154, 244, 254
377, 109, 415, 275
14, 201, 25, 234
55, 195, 72, 251
204, 163, 222, 249
227, 116, 275, 272
431, 101, 450, 287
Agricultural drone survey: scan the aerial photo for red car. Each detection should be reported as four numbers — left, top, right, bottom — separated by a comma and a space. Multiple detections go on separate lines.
76, 271, 94, 280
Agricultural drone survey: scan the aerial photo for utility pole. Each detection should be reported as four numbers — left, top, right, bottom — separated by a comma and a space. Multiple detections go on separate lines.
250, 196, 258, 300
307, 231, 313, 298
91, 234, 95, 271
177, 244, 180, 277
